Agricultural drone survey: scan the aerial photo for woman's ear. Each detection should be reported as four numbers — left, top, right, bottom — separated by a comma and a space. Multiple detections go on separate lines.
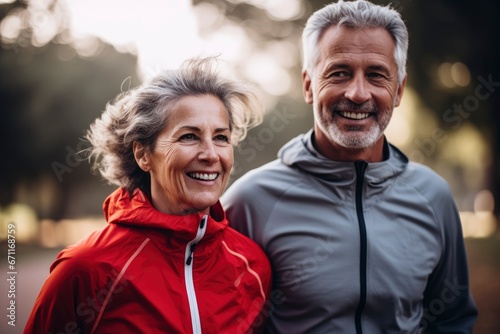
133, 141, 150, 172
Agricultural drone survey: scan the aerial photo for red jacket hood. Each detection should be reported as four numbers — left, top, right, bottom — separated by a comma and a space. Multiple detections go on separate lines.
103, 187, 228, 241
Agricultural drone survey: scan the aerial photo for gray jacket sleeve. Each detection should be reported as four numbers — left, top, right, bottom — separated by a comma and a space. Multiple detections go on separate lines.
222, 172, 265, 243
420, 193, 478, 333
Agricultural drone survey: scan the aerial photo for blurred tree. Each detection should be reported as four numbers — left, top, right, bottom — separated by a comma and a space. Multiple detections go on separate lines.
0, 0, 140, 220
402, 0, 499, 220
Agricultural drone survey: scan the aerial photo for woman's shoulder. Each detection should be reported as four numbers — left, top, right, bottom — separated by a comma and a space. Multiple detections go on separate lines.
50, 223, 147, 273
221, 227, 269, 265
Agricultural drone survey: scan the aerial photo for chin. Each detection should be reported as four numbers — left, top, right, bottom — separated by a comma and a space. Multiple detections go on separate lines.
329, 126, 383, 149
192, 198, 219, 212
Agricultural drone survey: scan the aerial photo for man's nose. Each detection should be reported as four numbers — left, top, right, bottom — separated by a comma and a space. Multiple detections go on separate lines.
344, 74, 371, 104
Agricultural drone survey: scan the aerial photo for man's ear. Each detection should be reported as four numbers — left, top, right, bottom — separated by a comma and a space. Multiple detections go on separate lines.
133, 141, 150, 172
394, 75, 407, 107
302, 69, 314, 105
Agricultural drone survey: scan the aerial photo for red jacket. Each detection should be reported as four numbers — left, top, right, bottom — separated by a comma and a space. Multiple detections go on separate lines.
24, 188, 272, 334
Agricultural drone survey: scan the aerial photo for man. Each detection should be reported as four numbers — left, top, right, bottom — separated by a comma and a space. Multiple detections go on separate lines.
222, 0, 478, 333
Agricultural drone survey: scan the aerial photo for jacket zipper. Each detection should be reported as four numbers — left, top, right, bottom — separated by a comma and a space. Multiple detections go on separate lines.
184, 216, 208, 334
354, 161, 368, 334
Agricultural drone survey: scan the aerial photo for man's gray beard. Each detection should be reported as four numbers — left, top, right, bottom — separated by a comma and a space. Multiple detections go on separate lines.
325, 100, 390, 149
326, 122, 384, 149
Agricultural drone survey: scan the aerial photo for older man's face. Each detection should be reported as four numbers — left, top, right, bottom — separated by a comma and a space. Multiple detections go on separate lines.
303, 26, 406, 161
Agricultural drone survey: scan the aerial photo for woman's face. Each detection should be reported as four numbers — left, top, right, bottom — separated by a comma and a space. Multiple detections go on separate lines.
138, 94, 233, 215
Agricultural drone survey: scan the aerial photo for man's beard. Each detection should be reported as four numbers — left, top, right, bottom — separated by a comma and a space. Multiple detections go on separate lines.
319, 100, 392, 149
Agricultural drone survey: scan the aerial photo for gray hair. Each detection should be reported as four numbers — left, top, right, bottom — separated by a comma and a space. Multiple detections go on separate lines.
302, 0, 409, 84
85, 57, 263, 193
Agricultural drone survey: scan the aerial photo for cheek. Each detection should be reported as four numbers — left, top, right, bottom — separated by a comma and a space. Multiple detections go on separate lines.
382, 83, 399, 102
151, 141, 180, 174
316, 85, 337, 106
222, 147, 234, 170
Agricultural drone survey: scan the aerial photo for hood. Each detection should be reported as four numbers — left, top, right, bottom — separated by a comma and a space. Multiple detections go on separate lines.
103, 187, 228, 241
278, 129, 408, 183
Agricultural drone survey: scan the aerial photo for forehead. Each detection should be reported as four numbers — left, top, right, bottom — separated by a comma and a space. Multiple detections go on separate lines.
164, 94, 229, 130
316, 25, 397, 69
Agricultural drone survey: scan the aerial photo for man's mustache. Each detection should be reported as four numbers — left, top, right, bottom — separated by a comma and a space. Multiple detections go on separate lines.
330, 101, 378, 113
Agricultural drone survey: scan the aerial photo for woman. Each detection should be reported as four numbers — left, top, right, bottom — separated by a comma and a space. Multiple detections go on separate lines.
24, 57, 271, 334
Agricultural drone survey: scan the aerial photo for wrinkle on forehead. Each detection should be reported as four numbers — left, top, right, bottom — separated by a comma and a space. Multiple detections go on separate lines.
317, 26, 396, 65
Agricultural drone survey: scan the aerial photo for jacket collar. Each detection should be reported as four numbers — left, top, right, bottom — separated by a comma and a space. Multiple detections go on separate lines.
103, 187, 227, 241
279, 129, 408, 183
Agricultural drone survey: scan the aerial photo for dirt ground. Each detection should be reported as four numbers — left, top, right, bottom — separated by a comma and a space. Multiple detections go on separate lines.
465, 233, 500, 334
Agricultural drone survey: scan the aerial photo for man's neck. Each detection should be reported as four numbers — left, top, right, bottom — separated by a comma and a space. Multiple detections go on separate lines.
311, 129, 386, 163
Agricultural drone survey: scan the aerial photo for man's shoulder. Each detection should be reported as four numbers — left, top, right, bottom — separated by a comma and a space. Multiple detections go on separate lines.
402, 161, 454, 200
224, 226, 269, 260
405, 161, 448, 183
228, 159, 305, 194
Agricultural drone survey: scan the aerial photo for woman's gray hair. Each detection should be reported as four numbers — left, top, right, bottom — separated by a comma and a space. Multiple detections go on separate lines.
85, 57, 263, 193
302, 0, 409, 84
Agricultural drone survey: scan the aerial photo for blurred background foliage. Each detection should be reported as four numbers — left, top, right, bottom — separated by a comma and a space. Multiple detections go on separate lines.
0, 0, 498, 234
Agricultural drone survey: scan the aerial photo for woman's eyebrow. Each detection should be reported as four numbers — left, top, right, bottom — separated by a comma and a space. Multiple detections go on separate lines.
176, 125, 230, 132
177, 125, 201, 132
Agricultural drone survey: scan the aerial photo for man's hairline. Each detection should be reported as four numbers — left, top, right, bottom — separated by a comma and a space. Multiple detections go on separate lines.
304, 24, 404, 85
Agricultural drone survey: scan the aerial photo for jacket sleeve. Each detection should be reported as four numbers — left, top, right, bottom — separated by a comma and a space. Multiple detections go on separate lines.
222, 168, 278, 244
223, 176, 274, 333
23, 250, 101, 334
420, 196, 478, 333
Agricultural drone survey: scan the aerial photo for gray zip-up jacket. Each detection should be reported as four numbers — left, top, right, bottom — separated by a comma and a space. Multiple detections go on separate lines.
222, 129, 477, 334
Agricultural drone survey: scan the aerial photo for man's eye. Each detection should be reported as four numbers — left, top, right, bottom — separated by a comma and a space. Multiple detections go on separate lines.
331, 72, 348, 78
368, 72, 384, 79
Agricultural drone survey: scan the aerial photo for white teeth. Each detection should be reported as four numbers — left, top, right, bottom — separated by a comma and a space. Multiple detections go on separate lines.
189, 173, 218, 181
341, 112, 370, 120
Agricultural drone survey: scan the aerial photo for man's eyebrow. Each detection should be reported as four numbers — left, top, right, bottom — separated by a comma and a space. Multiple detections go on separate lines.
367, 64, 390, 73
324, 63, 351, 71
323, 62, 391, 73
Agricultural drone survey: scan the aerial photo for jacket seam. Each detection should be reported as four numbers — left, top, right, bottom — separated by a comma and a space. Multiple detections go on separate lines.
221, 240, 266, 300
90, 237, 150, 334
397, 172, 446, 251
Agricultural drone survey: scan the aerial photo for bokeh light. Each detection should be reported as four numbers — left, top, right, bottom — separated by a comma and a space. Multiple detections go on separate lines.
438, 61, 471, 88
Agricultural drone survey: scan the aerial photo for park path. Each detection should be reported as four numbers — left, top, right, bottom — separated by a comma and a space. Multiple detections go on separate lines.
1, 245, 62, 334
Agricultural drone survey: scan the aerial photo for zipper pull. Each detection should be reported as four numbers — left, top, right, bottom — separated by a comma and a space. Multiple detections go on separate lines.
186, 242, 198, 265
185, 216, 207, 266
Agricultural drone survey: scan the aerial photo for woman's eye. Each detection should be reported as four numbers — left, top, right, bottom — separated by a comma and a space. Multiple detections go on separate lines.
214, 134, 230, 143
179, 133, 198, 141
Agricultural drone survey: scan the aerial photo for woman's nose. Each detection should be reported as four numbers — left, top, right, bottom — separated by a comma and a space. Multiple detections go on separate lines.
198, 140, 219, 163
